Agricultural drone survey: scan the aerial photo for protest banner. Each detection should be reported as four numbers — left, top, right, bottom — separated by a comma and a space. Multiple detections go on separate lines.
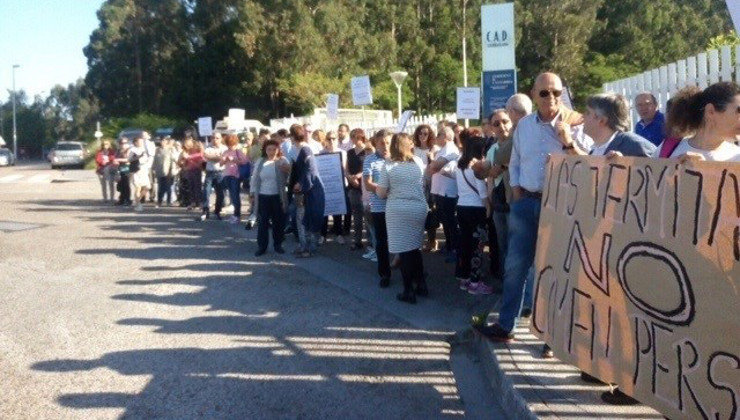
456, 87, 481, 120
326, 94, 339, 120
532, 155, 739, 420
228, 108, 245, 130
396, 110, 414, 133
351, 75, 373, 106
315, 152, 347, 216
197, 117, 213, 137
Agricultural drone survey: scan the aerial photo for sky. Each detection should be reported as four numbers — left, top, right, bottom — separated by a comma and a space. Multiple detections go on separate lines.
0, 0, 105, 103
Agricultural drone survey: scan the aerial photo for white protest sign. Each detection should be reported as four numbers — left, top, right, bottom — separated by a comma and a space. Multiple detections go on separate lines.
315, 152, 348, 216
326, 94, 339, 120
456, 87, 481, 119
351, 75, 373, 106
198, 117, 213, 137
396, 110, 414, 133
228, 108, 245, 130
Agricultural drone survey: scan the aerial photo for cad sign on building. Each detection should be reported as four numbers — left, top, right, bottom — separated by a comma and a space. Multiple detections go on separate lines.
481, 2, 516, 121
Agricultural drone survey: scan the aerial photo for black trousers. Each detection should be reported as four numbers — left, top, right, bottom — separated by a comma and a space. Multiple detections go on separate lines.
371, 212, 391, 280
434, 195, 459, 252
342, 189, 351, 235
257, 194, 285, 251
456, 206, 487, 282
399, 249, 424, 292
321, 214, 344, 237
117, 172, 131, 203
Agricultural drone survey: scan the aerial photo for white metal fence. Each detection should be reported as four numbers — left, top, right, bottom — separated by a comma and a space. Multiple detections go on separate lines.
603, 44, 738, 127
270, 108, 458, 136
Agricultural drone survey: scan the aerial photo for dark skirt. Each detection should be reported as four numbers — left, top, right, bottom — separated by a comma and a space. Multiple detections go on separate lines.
303, 183, 325, 234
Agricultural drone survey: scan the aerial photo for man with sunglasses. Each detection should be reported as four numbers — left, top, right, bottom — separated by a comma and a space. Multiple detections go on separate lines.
481, 72, 592, 342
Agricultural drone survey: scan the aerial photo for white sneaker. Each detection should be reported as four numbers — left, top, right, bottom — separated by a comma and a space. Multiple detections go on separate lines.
134, 204, 143, 212
199, 213, 207, 222
336, 235, 346, 244
362, 250, 376, 260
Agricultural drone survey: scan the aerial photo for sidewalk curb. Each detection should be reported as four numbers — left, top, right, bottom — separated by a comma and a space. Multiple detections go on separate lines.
473, 331, 538, 420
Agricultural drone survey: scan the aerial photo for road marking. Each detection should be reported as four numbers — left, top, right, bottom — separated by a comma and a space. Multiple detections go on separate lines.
25, 174, 51, 183
0, 221, 43, 232
0, 174, 24, 183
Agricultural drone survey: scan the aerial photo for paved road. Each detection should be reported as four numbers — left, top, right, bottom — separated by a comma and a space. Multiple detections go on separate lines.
0, 163, 503, 419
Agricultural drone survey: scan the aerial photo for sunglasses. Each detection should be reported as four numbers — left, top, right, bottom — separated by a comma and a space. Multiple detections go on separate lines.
539, 89, 563, 98
492, 120, 510, 128
419, 130, 429, 135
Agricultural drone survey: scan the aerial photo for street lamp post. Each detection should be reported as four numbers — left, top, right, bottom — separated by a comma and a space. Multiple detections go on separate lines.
12, 64, 20, 160
389, 71, 408, 119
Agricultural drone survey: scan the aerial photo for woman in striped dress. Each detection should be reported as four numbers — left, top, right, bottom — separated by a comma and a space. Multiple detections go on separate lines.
377, 133, 429, 304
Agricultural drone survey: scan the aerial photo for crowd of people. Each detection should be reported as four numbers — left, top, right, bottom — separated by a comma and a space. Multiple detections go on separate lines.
95, 72, 740, 406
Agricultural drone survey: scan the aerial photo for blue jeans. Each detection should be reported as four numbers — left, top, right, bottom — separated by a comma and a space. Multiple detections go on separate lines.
498, 197, 541, 332
223, 176, 241, 217
202, 170, 225, 214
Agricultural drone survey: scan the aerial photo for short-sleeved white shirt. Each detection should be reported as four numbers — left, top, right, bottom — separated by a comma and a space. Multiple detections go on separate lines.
431, 142, 460, 197
652, 138, 740, 162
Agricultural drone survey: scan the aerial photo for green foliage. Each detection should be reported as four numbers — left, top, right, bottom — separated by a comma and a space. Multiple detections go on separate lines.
101, 113, 185, 139
81, 0, 732, 120
708, 32, 740, 50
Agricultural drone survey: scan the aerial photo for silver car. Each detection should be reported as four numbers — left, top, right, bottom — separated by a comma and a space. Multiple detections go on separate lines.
0, 148, 15, 166
49, 141, 86, 169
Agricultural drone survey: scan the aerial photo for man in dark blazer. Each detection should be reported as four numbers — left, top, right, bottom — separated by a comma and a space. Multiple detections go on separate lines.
581, 93, 656, 158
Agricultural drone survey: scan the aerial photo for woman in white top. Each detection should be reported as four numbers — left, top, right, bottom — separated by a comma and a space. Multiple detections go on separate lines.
250, 139, 291, 256
413, 124, 441, 252
655, 82, 740, 162
443, 134, 493, 295
377, 133, 429, 304
129, 136, 152, 212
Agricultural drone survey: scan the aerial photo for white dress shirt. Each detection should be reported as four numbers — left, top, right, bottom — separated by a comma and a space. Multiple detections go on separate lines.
509, 111, 592, 192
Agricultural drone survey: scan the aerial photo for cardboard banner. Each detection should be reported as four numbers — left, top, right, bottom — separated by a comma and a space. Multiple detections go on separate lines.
315, 152, 347, 216
351, 75, 373, 106
456, 87, 481, 120
533, 155, 739, 420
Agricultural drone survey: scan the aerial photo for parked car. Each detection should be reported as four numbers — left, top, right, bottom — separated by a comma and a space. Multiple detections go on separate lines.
0, 148, 16, 166
117, 128, 146, 144
49, 141, 86, 169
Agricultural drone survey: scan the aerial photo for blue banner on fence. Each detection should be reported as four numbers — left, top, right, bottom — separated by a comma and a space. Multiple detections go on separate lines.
482, 70, 516, 120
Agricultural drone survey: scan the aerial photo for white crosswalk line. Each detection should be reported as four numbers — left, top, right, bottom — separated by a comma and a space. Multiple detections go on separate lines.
25, 174, 51, 183
0, 174, 24, 183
